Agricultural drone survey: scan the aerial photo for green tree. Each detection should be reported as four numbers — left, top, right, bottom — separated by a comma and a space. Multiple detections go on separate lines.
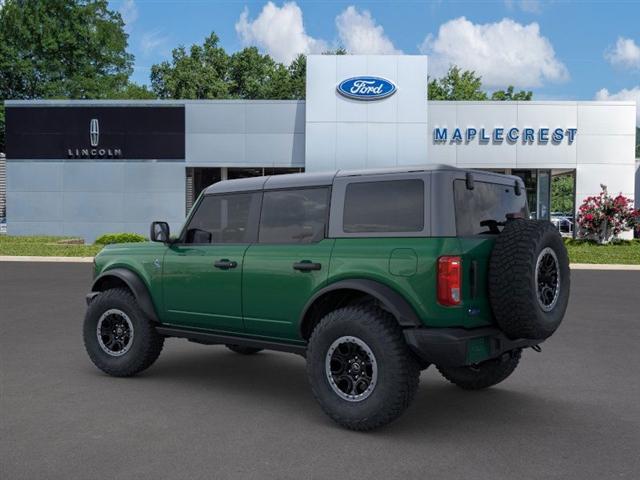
111, 83, 156, 100
150, 33, 230, 99
428, 66, 488, 101
150, 33, 308, 100
0, 0, 138, 151
491, 86, 533, 101
428, 66, 533, 102
288, 54, 307, 100
228, 47, 287, 99
323, 47, 347, 55
551, 174, 575, 214
0, 0, 133, 99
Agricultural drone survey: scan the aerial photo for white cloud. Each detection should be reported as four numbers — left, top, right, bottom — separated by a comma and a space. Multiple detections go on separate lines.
335, 6, 401, 55
235, 2, 327, 65
140, 30, 168, 56
420, 17, 568, 88
605, 37, 640, 70
119, 0, 138, 33
595, 87, 640, 124
504, 0, 542, 14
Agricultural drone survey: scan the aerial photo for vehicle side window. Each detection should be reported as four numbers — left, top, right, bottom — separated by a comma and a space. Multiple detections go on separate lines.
184, 192, 260, 244
259, 188, 330, 244
454, 180, 528, 235
343, 179, 424, 233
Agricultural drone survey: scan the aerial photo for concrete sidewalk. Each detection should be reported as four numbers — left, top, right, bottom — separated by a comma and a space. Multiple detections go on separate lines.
0, 255, 94, 263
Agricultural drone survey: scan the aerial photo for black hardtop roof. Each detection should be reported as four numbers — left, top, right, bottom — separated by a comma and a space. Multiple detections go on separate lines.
203, 165, 518, 195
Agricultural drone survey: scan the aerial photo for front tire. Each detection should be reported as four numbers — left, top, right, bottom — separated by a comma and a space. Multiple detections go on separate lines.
437, 349, 522, 390
306, 306, 420, 431
83, 288, 164, 377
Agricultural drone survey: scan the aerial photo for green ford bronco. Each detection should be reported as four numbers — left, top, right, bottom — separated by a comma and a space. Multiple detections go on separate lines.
84, 166, 570, 430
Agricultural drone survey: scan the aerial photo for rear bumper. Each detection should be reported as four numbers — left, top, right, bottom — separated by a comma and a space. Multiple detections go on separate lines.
403, 326, 541, 367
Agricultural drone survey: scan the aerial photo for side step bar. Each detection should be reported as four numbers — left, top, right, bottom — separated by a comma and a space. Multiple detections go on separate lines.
156, 326, 307, 356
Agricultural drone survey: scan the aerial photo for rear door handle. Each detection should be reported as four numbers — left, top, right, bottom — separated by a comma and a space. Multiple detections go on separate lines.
214, 259, 237, 270
293, 261, 321, 272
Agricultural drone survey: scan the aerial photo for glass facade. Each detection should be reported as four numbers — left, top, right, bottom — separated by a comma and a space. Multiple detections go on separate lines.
186, 167, 305, 214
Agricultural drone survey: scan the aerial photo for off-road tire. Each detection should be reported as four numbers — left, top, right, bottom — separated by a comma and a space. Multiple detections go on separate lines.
306, 305, 420, 431
437, 349, 522, 390
489, 219, 570, 340
225, 344, 263, 355
83, 288, 164, 377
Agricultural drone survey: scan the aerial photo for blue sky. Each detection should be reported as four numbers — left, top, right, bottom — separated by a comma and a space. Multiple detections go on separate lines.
113, 0, 640, 121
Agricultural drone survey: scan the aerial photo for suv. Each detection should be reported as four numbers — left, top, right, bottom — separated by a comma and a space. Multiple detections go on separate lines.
84, 166, 570, 430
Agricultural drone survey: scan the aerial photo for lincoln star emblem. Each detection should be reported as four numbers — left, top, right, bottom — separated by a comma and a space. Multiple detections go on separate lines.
90, 118, 99, 147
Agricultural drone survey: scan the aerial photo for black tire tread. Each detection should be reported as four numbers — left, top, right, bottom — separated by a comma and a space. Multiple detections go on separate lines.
307, 305, 419, 431
489, 219, 569, 340
83, 288, 164, 377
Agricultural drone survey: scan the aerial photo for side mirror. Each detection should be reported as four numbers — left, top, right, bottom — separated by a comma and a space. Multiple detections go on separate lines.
150, 221, 170, 243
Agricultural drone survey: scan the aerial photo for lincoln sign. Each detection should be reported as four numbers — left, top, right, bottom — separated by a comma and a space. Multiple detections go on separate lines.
433, 127, 578, 144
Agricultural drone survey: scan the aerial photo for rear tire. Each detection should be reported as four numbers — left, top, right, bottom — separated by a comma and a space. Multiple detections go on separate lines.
83, 288, 164, 377
306, 305, 420, 431
225, 344, 263, 355
437, 349, 521, 390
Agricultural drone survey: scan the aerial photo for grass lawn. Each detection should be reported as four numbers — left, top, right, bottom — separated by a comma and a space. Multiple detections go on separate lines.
0, 235, 103, 257
564, 239, 640, 264
1, 235, 639, 264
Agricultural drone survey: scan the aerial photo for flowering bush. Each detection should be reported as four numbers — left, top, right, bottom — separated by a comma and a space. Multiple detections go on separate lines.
577, 185, 639, 243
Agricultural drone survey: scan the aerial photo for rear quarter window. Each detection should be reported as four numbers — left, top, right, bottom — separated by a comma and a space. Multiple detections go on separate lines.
343, 179, 424, 233
454, 180, 528, 235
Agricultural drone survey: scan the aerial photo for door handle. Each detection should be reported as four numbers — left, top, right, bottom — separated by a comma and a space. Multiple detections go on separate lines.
214, 259, 238, 270
293, 261, 321, 272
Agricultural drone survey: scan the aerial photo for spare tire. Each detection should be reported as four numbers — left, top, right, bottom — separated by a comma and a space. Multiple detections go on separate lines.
488, 219, 570, 340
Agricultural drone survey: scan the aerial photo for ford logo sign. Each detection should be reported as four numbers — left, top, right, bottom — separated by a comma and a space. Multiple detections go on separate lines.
337, 76, 397, 101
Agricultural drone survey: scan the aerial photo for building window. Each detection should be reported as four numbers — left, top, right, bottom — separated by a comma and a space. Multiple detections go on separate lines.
343, 179, 424, 233
228, 167, 304, 179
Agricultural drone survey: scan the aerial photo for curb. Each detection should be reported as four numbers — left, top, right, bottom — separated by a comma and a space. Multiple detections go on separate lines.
1, 256, 639, 270
569, 263, 640, 271
0, 256, 94, 263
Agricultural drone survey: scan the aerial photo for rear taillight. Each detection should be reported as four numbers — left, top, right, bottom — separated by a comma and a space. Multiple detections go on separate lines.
437, 256, 462, 306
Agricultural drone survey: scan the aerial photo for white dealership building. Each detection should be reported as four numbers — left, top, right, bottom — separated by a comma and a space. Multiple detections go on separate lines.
3, 55, 638, 241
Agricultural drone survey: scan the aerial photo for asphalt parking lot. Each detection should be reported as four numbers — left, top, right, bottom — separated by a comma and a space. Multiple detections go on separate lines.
1, 262, 639, 480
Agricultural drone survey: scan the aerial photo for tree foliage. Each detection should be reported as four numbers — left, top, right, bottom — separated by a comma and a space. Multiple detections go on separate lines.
428, 67, 487, 101
0, 0, 143, 151
551, 174, 575, 214
150, 33, 307, 100
491, 86, 533, 101
428, 66, 533, 101
0, 0, 133, 99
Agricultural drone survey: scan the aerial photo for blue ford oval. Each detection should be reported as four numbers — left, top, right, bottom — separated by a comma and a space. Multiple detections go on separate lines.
337, 77, 397, 101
